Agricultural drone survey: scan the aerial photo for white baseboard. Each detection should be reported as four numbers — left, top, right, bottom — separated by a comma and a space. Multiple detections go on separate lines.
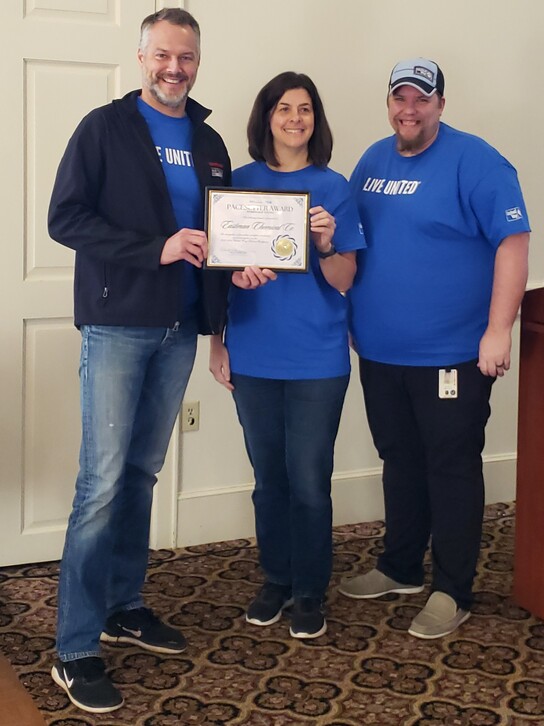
176, 455, 516, 547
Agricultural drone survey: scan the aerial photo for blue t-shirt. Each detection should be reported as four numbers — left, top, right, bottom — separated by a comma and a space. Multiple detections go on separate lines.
137, 98, 201, 313
349, 123, 530, 366
226, 162, 365, 379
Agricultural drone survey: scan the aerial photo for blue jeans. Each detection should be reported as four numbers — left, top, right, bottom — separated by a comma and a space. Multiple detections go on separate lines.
57, 321, 197, 661
231, 374, 349, 600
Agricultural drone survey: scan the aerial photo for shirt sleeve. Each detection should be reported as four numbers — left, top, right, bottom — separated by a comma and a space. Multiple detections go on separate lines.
469, 159, 531, 249
325, 173, 367, 252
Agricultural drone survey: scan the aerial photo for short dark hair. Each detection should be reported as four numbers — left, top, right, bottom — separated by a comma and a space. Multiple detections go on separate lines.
139, 8, 200, 53
247, 72, 333, 168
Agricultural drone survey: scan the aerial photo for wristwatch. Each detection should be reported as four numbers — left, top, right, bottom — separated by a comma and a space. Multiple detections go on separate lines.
317, 243, 337, 259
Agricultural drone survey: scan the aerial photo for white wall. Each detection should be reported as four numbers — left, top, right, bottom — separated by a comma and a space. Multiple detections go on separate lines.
174, 0, 543, 545
8, 1, 532, 565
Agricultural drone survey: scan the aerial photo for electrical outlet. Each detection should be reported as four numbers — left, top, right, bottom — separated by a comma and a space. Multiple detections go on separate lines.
181, 401, 200, 432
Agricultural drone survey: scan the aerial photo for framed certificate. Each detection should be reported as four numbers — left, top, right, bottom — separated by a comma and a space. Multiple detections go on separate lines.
205, 188, 310, 272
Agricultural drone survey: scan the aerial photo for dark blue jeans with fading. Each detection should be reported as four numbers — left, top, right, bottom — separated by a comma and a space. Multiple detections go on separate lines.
232, 373, 349, 600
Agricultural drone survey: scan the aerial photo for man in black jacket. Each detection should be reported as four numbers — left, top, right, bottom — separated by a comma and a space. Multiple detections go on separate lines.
48, 8, 232, 713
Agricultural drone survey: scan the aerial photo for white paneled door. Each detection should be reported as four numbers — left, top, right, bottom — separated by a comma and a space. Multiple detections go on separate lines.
0, 0, 185, 566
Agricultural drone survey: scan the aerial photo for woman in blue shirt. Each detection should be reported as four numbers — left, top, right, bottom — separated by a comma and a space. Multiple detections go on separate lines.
210, 72, 364, 638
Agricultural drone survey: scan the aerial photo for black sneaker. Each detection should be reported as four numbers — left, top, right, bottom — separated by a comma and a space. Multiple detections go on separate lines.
51, 657, 123, 714
246, 582, 293, 626
100, 607, 187, 654
289, 597, 327, 639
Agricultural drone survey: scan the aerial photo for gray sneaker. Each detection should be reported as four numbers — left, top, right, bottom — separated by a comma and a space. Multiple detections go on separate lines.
338, 568, 424, 599
408, 591, 470, 639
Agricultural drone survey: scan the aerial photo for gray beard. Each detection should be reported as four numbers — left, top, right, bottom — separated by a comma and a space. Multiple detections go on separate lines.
147, 80, 188, 110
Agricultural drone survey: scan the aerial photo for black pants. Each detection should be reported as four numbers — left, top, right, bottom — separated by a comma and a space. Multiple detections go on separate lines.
359, 358, 495, 610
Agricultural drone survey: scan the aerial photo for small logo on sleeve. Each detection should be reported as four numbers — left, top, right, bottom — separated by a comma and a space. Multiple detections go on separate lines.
505, 207, 523, 222
209, 162, 224, 179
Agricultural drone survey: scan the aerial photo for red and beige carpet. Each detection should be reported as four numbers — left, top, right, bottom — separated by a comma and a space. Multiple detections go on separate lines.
0, 502, 543, 725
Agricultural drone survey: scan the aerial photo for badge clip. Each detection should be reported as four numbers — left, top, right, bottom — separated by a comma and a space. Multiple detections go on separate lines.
439, 368, 458, 399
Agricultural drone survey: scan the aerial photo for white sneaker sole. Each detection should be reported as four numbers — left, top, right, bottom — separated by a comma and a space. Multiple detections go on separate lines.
246, 613, 282, 626
338, 583, 424, 600
289, 620, 328, 639
99, 631, 186, 654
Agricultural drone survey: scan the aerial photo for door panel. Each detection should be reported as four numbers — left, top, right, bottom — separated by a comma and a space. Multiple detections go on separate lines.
1, 0, 164, 566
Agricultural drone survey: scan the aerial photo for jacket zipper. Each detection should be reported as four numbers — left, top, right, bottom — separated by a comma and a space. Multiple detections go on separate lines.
102, 264, 109, 300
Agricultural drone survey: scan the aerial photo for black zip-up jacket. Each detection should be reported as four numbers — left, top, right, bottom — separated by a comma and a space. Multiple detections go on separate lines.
48, 90, 231, 333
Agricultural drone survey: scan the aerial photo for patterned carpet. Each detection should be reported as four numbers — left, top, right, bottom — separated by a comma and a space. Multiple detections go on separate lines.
0, 502, 543, 725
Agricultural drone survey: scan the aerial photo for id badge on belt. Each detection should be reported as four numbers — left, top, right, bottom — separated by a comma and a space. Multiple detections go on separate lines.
438, 368, 458, 399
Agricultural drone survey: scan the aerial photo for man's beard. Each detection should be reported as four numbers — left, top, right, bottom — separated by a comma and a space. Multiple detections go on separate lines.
144, 73, 189, 110
396, 124, 439, 155
396, 130, 425, 154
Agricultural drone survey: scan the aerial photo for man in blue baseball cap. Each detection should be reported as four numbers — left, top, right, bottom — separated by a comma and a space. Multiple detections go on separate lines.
341, 57, 530, 639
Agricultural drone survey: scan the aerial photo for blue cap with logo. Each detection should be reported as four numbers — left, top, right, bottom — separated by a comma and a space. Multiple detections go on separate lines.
389, 58, 445, 96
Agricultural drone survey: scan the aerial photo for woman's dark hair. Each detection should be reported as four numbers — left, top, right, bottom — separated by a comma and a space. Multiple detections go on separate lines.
247, 72, 333, 167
